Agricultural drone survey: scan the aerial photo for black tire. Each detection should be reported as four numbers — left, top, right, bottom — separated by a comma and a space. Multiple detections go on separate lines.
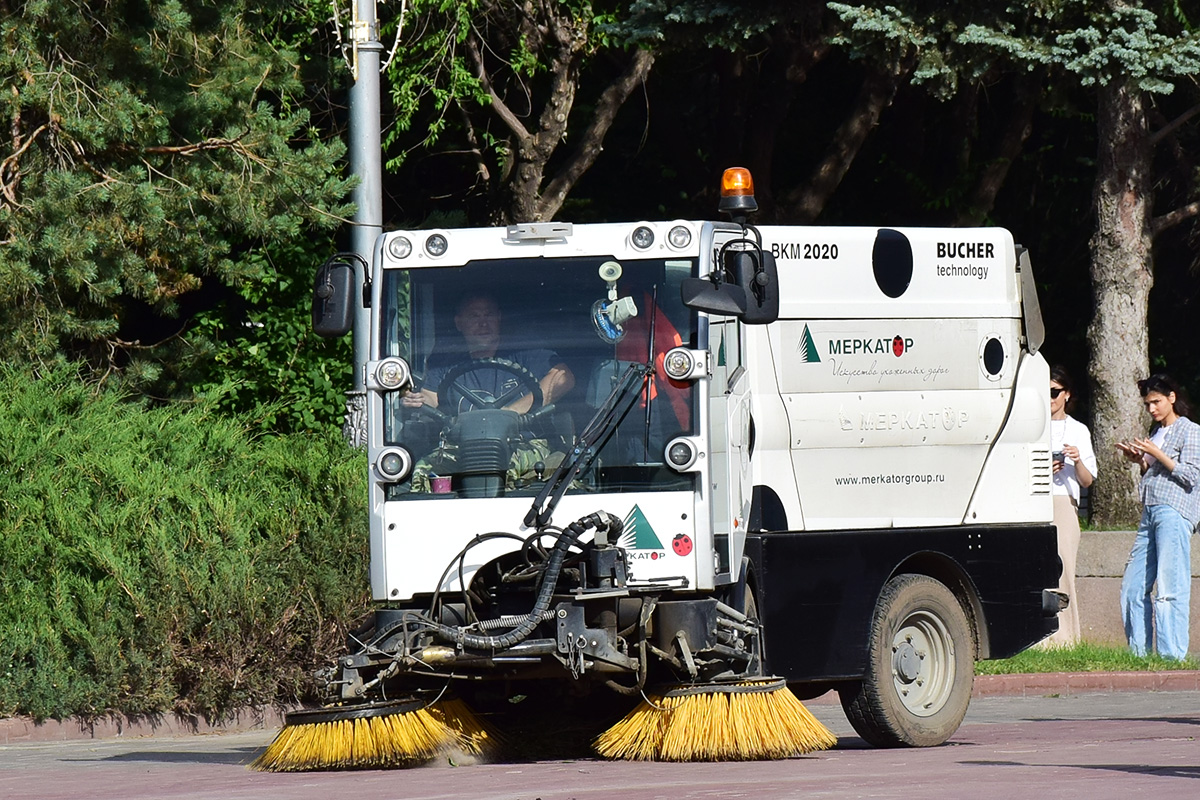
839, 574, 975, 747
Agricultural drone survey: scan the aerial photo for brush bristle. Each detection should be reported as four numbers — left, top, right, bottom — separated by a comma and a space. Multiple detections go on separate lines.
249, 699, 496, 772
594, 683, 838, 761
428, 697, 500, 755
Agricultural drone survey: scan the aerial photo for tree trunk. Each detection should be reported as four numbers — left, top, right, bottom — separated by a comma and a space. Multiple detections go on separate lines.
954, 75, 1038, 228
776, 64, 905, 224
1087, 79, 1153, 527
504, 28, 585, 224
536, 48, 655, 221
741, 30, 830, 218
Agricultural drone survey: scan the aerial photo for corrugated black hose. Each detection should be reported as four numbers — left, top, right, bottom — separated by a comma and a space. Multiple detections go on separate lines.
432, 511, 622, 651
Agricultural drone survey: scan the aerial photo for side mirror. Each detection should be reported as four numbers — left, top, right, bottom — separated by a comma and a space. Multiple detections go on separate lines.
312, 255, 357, 338
1015, 247, 1045, 355
681, 277, 747, 317
727, 249, 779, 325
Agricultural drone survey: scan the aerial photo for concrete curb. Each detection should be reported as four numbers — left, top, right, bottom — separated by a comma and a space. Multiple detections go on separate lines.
971, 669, 1200, 697
0, 707, 287, 745
5, 671, 1200, 745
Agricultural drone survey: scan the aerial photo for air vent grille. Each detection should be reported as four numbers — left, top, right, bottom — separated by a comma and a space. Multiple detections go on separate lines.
1031, 447, 1052, 494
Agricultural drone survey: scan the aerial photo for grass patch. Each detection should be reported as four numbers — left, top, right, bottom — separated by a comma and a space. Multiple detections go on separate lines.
976, 642, 1200, 674
1079, 519, 1138, 531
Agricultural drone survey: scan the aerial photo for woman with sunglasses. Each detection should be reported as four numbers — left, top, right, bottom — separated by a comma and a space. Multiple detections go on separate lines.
1046, 366, 1097, 646
1116, 374, 1200, 660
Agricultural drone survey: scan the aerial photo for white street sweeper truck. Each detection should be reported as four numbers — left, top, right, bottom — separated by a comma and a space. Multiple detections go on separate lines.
272, 168, 1062, 767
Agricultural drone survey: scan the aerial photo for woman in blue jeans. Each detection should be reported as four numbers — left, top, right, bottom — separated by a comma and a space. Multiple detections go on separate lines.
1116, 374, 1200, 660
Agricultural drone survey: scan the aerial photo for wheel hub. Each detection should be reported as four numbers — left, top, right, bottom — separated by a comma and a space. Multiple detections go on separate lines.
890, 611, 954, 717
893, 638, 923, 683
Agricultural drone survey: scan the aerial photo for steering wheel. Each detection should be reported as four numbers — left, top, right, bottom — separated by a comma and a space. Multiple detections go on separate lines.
435, 357, 544, 416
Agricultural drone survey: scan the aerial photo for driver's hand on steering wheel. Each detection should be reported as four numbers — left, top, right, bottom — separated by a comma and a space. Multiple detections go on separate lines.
402, 389, 432, 408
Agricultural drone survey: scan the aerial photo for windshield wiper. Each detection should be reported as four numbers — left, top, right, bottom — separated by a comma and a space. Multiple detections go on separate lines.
524, 361, 652, 529
642, 287, 659, 463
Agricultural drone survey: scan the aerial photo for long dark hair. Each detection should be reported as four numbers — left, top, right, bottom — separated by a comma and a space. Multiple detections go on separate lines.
1138, 373, 1193, 420
1050, 364, 1075, 412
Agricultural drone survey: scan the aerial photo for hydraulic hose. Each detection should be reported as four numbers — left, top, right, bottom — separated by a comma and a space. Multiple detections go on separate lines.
433, 511, 622, 651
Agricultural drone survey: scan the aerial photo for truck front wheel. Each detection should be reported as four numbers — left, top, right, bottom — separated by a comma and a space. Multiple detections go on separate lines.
839, 574, 974, 747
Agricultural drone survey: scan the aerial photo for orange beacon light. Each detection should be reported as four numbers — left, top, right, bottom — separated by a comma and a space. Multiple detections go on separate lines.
718, 167, 758, 217
721, 167, 754, 196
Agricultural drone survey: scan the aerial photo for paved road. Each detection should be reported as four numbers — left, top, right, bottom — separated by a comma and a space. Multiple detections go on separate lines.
2, 691, 1197, 800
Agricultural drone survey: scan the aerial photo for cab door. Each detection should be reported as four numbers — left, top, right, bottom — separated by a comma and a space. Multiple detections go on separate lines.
708, 317, 752, 583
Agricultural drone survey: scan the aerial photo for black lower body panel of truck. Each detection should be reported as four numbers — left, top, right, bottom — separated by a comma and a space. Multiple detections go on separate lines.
745, 524, 1060, 684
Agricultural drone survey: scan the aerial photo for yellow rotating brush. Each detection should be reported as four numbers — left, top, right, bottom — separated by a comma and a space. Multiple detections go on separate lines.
594, 679, 837, 761
250, 697, 498, 772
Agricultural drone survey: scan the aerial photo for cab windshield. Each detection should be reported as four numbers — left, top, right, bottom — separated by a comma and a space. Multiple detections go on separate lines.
379, 256, 698, 500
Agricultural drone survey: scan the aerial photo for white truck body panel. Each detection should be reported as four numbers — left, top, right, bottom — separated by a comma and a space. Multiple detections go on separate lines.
367, 221, 1051, 601
376, 490, 702, 596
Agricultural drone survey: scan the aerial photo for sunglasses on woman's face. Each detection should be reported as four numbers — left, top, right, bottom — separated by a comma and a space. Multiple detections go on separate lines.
1050, 387, 1065, 399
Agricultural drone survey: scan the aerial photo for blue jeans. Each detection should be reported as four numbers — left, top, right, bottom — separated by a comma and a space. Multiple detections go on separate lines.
1121, 505, 1194, 660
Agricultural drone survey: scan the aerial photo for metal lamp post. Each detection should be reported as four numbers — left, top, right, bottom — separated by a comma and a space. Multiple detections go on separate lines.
342, 0, 384, 446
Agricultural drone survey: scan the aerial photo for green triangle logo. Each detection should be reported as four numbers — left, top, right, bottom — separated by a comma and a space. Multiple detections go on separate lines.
619, 505, 663, 550
799, 324, 821, 363
717, 331, 726, 367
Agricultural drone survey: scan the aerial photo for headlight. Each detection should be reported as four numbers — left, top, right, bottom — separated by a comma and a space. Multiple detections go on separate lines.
665, 437, 700, 472
387, 236, 413, 260
425, 233, 448, 257
371, 357, 412, 391
375, 448, 414, 483
667, 225, 692, 249
631, 225, 655, 250
662, 347, 708, 381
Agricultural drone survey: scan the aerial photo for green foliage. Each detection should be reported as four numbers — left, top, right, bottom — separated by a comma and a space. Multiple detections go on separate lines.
957, 3, 1200, 92
0, 363, 368, 722
382, 0, 490, 167
183, 239, 353, 434
382, 0, 634, 172
977, 641, 1199, 673
828, 3, 944, 84
0, 0, 353, 374
614, 0, 792, 47
829, 0, 1200, 96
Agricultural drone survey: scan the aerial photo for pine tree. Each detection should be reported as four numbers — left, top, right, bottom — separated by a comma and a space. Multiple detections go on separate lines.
0, 0, 353, 380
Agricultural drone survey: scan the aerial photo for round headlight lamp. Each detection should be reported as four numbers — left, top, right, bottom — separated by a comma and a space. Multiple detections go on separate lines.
388, 236, 413, 260
663, 348, 695, 381
373, 357, 412, 391
667, 225, 693, 249
425, 233, 449, 257
375, 448, 414, 483
662, 347, 708, 381
665, 437, 700, 472
631, 225, 655, 250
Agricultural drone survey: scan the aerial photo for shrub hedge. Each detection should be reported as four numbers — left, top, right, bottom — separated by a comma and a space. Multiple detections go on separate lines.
0, 363, 368, 722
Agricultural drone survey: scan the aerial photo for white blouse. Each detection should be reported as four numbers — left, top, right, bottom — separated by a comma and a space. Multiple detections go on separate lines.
1051, 414, 1098, 505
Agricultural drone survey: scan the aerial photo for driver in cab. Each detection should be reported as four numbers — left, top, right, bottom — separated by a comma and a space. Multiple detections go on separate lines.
403, 293, 575, 414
